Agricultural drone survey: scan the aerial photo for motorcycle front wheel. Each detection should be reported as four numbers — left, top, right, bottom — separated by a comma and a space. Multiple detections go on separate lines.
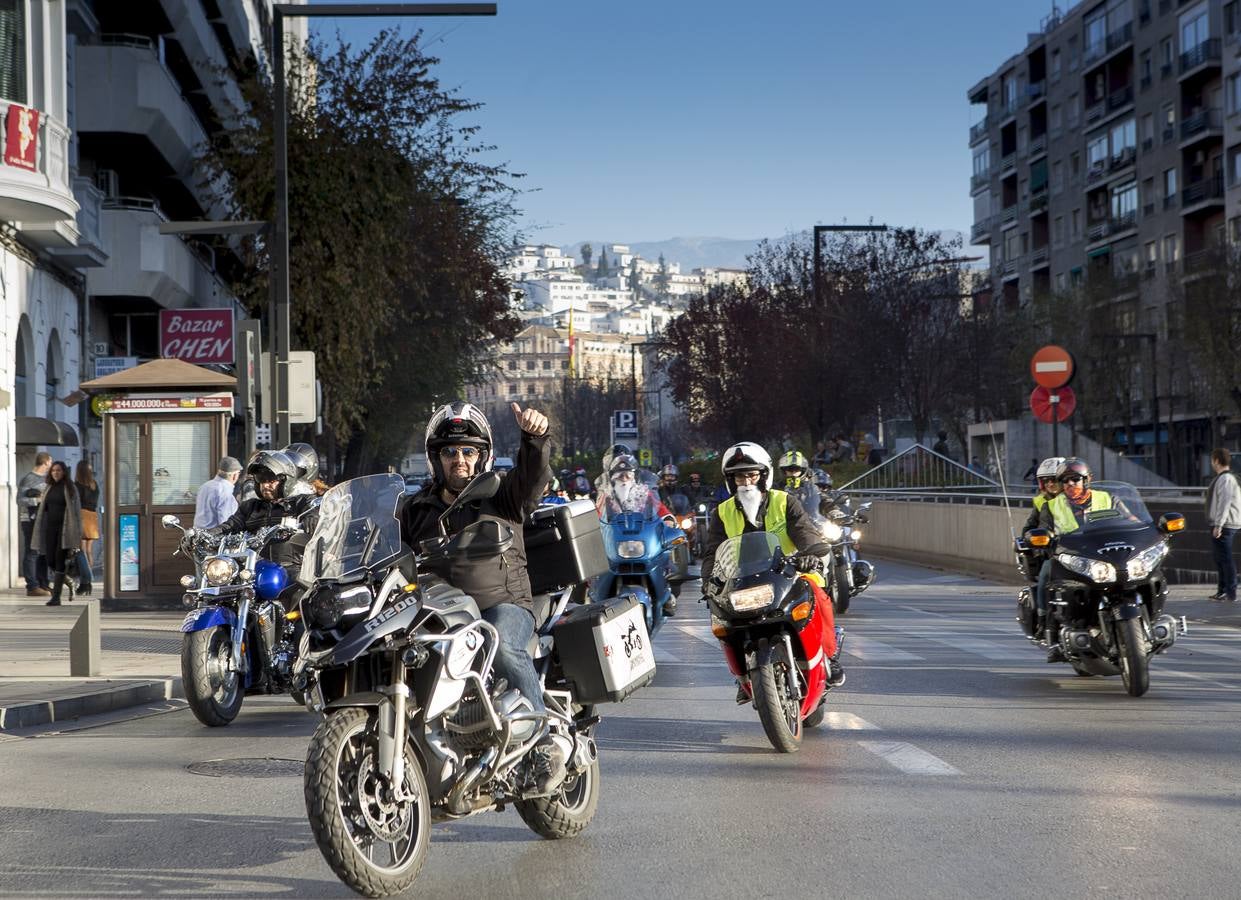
831, 565, 851, 616
1117, 617, 1151, 697
304, 707, 430, 898
751, 652, 803, 753
181, 626, 243, 727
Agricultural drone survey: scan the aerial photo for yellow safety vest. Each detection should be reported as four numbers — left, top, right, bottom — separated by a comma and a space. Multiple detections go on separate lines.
1049, 489, 1112, 535
717, 490, 797, 554
1033, 494, 1048, 512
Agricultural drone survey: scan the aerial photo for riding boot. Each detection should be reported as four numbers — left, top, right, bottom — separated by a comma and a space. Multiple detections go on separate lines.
46, 571, 65, 606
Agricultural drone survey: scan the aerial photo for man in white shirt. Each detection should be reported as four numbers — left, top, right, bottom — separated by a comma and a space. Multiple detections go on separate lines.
195, 457, 242, 529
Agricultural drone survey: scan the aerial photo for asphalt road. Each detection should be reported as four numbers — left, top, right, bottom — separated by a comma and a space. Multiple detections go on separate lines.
3, 559, 1241, 898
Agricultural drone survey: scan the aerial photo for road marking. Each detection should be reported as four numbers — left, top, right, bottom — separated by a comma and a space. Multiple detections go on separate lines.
887, 627, 1016, 661
842, 635, 923, 661
673, 624, 719, 646
858, 740, 961, 775
654, 646, 684, 664
822, 711, 880, 730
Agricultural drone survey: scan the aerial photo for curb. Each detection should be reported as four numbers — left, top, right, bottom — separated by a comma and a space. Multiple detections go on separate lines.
0, 676, 184, 731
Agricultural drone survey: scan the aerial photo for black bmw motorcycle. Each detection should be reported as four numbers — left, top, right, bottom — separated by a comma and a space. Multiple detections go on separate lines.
1023, 481, 1187, 697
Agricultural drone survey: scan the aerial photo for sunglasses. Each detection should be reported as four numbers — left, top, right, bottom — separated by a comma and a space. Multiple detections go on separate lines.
1062, 475, 1085, 484
734, 471, 762, 482
439, 446, 479, 460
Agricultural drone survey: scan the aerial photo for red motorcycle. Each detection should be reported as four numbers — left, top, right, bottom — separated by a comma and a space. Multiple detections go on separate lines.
705, 532, 840, 752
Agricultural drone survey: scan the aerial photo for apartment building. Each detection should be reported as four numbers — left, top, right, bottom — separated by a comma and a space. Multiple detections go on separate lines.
969, 0, 1236, 472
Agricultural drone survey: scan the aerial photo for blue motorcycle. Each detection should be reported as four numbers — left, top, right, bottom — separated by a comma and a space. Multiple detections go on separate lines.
161, 516, 307, 726
592, 490, 688, 635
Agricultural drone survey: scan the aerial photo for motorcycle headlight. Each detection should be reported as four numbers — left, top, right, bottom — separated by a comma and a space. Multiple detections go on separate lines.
203, 556, 239, 586
306, 585, 373, 629
727, 584, 774, 612
679, 517, 694, 529
618, 540, 646, 559
179, 574, 196, 588
850, 529, 863, 542
820, 520, 843, 541
1057, 552, 1116, 584
1126, 542, 1168, 580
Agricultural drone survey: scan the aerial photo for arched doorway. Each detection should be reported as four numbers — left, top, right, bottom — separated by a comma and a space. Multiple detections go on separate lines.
45, 328, 63, 422
14, 314, 32, 416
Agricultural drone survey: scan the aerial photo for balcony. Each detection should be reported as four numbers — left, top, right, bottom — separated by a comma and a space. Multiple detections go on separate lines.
971, 217, 993, 243
1001, 204, 1019, 226
76, 39, 209, 181
1030, 246, 1050, 269
1181, 175, 1225, 212
1084, 40, 1106, 66
45, 177, 109, 268
971, 170, 991, 192
1000, 152, 1016, 172
1030, 192, 1049, 213
1106, 22, 1133, 53
1086, 161, 1109, 186
1086, 100, 1106, 124
1182, 248, 1217, 277
1028, 134, 1048, 158
969, 117, 990, 145
1179, 38, 1222, 77
1110, 146, 1136, 171
1108, 85, 1134, 113
0, 98, 77, 243
1179, 108, 1223, 147
85, 199, 240, 310
1026, 81, 1046, 106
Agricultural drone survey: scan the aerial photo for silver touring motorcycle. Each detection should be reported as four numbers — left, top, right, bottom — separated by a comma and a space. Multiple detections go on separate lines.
294, 472, 654, 897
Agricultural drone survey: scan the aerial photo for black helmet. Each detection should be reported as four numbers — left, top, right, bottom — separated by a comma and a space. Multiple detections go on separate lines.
660, 463, 679, 479
426, 401, 493, 483
813, 468, 833, 490
284, 442, 319, 483
246, 449, 299, 500
1056, 457, 1092, 484
609, 453, 638, 479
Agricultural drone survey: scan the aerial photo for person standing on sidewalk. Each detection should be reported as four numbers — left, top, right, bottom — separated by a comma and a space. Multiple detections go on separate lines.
31, 460, 83, 607
17, 452, 51, 596
194, 456, 242, 529
74, 460, 99, 596
1207, 448, 1241, 602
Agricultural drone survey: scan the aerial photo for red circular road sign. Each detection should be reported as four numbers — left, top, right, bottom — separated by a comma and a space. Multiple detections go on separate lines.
1030, 345, 1076, 389
1030, 385, 1077, 424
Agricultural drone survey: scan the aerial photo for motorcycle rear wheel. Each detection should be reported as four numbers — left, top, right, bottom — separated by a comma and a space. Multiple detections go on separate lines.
751, 656, 803, 753
515, 757, 600, 839
1117, 617, 1151, 697
181, 626, 243, 727
304, 707, 430, 898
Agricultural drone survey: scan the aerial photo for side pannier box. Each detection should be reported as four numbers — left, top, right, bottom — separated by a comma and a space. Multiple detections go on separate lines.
552, 594, 656, 703
525, 499, 610, 595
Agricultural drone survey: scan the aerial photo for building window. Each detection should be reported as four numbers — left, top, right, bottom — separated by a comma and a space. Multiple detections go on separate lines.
1051, 49, 1061, 80
1145, 240, 1158, 268
542, 359, 551, 370
1111, 182, 1137, 221
1071, 208, 1081, 239
1054, 272, 1067, 292
561, 360, 568, 370
1164, 166, 1177, 197
1140, 49, 1152, 82
1052, 160, 1063, 194
1182, 9, 1210, 55
1160, 37, 1173, 68
1070, 150, 1081, 178
1067, 36, 1079, 71
1228, 1, 1241, 38
1068, 93, 1080, 127
1111, 118, 1136, 160
1085, 9, 1106, 58
973, 145, 990, 175
1053, 215, 1065, 247
506, 360, 516, 371
1230, 215, 1241, 243
1051, 104, 1062, 131
1087, 134, 1108, 173
1141, 113, 1154, 146
1229, 72, 1241, 115
0, 0, 26, 104
525, 360, 535, 371
1163, 233, 1180, 263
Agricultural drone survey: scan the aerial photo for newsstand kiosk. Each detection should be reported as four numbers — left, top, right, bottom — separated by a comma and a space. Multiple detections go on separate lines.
80, 359, 235, 606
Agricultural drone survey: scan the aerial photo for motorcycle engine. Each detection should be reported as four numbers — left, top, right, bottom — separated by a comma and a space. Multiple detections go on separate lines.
445, 693, 495, 752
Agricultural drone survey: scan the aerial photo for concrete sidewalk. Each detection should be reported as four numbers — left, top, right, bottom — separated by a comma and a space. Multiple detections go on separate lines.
0, 588, 184, 730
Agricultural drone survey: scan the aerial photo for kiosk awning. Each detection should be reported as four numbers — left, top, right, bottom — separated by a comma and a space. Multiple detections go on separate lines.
16, 416, 79, 447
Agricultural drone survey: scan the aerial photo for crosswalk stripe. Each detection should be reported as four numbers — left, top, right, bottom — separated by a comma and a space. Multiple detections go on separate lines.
822, 711, 880, 730
672, 624, 719, 646
858, 740, 961, 775
843, 635, 923, 661
884, 627, 1016, 661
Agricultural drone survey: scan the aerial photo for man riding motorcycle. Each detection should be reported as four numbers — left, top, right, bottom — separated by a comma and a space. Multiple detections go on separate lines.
657, 464, 681, 506
1038, 458, 1115, 535
1022, 457, 1063, 647
215, 447, 321, 571
701, 442, 844, 694
778, 451, 821, 522
398, 400, 568, 793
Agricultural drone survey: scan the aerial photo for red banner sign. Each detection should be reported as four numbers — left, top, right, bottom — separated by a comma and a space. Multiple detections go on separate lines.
159, 308, 235, 364
4, 104, 38, 171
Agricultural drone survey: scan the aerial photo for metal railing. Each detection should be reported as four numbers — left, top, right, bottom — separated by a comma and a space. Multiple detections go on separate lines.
1180, 108, 1222, 140
1107, 22, 1134, 52
837, 444, 1000, 493
1108, 85, 1135, 111
971, 218, 992, 242
970, 118, 990, 144
1180, 38, 1221, 74
1029, 134, 1047, 157
1181, 174, 1224, 207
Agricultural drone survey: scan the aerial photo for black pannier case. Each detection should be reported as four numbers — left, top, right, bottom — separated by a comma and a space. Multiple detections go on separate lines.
525, 499, 610, 595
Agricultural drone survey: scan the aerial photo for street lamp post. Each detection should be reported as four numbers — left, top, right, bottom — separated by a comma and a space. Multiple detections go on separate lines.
268, 3, 497, 446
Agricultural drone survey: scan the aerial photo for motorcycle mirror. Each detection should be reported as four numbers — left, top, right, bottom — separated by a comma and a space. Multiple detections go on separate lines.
1027, 528, 1052, 548
1158, 512, 1186, 535
161, 514, 181, 529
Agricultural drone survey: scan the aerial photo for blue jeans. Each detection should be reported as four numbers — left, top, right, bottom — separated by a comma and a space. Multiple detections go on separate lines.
1212, 527, 1238, 599
19, 519, 49, 589
481, 603, 544, 713
75, 549, 93, 590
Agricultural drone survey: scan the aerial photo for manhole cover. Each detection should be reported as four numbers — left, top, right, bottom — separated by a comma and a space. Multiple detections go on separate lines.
186, 757, 303, 778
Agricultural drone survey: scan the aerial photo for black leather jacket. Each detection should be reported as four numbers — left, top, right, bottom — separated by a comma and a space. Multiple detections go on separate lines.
217, 491, 320, 569
400, 431, 550, 613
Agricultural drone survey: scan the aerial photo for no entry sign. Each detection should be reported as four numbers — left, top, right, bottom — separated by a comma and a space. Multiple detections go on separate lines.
1030, 345, 1075, 389
1030, 385, 1077, 424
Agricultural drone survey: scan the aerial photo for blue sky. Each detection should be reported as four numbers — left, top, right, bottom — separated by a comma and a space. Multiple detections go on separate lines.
307, 1, 1049, 246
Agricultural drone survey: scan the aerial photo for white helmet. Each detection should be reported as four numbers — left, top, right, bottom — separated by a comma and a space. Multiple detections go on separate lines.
1036, 457, 1065, 480
721, 442, 773, 494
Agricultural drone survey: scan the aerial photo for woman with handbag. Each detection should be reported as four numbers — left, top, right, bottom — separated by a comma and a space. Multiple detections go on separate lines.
75, 460, 99, 596
31, 460, 84, 606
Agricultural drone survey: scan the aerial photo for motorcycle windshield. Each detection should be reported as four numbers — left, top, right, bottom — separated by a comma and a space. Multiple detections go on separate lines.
298, 473, 405, 586
601, 481, 662, 523
1067, 481, 1153, 532
667, 492, 691, 516
712, 532, 782, 586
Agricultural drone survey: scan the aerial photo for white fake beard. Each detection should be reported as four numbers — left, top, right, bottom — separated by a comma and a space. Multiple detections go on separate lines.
735, 485, 763, 526
612, 480, 635, 508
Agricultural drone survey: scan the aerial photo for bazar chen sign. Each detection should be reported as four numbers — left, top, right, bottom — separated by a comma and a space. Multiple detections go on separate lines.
159, 309, 234, 365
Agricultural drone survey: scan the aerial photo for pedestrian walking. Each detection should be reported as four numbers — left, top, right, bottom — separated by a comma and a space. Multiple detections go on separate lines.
74, 460, 99, 596
31, 460, 83, 606
1207, 448, 1241, 602
17, 452, 52, 596
194, 456, 242, 529
931, 430, 953, 460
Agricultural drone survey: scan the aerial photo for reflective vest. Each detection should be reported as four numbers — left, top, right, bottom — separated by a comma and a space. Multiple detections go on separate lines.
1048, 489, 1112, 535
1033, 494, 1049, 512
717, 489, 798, 554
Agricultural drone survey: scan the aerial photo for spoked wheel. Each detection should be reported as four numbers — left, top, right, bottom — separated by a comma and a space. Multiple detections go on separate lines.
181, 626, 244, 726
515, 757, 601, 839
1117, 618, 1151, 698
304, 707, 430, 898
751, 647, 803, 753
